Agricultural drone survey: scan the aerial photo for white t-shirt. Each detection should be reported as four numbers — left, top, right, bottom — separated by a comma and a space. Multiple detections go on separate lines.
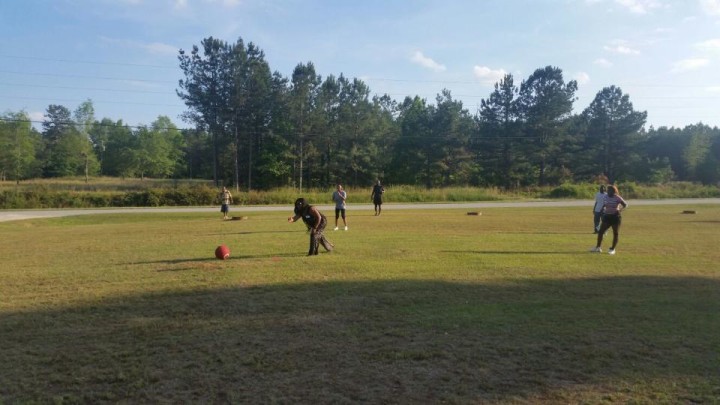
593, 192, 606, 213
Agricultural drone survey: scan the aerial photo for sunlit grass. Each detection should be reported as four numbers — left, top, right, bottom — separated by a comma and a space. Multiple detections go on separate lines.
1, 205, 719, 402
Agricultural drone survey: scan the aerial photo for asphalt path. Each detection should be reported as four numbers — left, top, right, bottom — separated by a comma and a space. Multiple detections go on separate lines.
1, 198, 718, 223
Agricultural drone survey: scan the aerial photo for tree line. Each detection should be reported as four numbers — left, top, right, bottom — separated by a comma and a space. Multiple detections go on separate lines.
2, 36, 719, 188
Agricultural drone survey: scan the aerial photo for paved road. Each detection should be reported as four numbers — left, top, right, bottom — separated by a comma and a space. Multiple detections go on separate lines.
1, 198, 718, 223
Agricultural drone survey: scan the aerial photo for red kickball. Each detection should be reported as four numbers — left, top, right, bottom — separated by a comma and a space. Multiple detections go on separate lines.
215, 244, 230, 260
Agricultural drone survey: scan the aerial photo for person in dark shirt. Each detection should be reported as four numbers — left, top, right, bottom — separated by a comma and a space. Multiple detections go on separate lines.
288, 198, 334, 256
370, 180, 385, 216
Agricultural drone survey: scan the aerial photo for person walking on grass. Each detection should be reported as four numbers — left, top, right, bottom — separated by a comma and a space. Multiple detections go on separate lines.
219, 186, 233, 220
288, 198, 334, 256
591, 185, 628, 255
371, 179, 385, 216
592, 185, 607, 233
332, 184, 348, 231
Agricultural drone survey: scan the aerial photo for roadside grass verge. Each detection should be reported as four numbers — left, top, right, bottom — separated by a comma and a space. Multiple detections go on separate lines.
2, 178, 719, 209
1, 205, 719, 403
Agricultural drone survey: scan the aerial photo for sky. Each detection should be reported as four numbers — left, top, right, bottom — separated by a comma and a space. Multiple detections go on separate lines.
1, 0, 720, 131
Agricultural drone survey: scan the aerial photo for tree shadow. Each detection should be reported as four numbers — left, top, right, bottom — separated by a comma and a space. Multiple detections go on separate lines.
1, 277, 719, 403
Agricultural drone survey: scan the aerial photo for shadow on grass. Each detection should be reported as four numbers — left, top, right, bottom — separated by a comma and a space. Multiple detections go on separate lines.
444, 250, 582, 255
132, 252, 306, 266
204, 230, 298, 236
2, 277, 719, 403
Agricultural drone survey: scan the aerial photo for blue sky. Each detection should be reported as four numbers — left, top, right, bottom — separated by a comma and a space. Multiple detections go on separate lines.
1, 0, 719, 130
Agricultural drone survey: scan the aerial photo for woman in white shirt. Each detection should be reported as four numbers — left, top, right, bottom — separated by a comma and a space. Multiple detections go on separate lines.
592, 185, 606, 233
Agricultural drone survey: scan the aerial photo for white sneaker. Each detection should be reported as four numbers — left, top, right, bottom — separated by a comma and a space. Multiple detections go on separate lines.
344, 226, 348, 231
333, 227, 338, 231
590, 247, 602, 253
608, 249, 616, 255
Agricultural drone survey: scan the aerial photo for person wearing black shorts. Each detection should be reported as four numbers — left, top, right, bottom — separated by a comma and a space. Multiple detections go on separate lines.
332, 184, 348, 231
591, 185, 628, 255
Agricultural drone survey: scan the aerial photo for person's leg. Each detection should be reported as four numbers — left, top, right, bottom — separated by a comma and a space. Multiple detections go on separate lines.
308, 233, 319, 255
319, 233, 333, 251
378, 203, 382, 216
593, 211, 601, 233
341, 209, 347, 229
610, 224, 620, 250
595, 222, 610, 250
334, 208, 339, 230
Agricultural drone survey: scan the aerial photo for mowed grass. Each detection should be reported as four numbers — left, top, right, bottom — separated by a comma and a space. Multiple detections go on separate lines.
1, 204, 719, 403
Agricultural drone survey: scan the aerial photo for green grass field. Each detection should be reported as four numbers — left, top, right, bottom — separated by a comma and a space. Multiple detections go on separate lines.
1, 204, 719, 403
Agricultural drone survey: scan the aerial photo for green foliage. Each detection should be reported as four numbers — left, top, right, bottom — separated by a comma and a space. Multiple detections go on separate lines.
548, 183, 586, 198
3, 54, 720, 188
4, 179, 718, 209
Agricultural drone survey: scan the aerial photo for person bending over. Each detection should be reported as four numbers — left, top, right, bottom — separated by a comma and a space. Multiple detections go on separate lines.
288, 198, 334, 256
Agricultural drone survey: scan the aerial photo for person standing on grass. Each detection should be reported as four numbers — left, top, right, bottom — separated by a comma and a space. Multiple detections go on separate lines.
219, 186, 233, 220
288, 198, 334, 256
591, 185, 628, 255
592, 185, 607, 233
332, 184, 348, 231
371, 179, 385, 216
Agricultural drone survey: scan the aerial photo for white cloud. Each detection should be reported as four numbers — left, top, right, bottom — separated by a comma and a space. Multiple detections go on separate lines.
574, 72, 591, 85
174, 0, 188, 9
472, 66, 507, 85
594, 58, 614, 67
707, 86, 720, 92
695, 38, 720, 52
604, 44, 641, 54
204, 0, 242, 7
410, 51, 446, 72
29, 111, 45, 122
614, 0, 663, 14
700, 0, 720, 16
142, 42, 178, 55
99, 36, 177, 55
671, 58, 710, 72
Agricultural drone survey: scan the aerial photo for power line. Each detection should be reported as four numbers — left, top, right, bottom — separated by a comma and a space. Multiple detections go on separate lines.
0, 82, 172, 95
0, 70, 177, 84
0, 54, 177, 69
4, 95, 183, 108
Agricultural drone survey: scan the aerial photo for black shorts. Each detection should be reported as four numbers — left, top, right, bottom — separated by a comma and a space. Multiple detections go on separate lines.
603, 213, 621, 226
221, 204, 229, 213
335, 208, 346, 217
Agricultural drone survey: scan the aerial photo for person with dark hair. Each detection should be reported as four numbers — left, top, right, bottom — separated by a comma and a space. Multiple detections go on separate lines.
592, 184, 607, 233
332, 184, 348, 231
591, 185, 628, 255
370, 180, 385, 216
288, 198, 334, 256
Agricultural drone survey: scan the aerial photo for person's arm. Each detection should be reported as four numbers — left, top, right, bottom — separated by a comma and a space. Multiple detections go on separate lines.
618, 196, 628, 212
288, 214, 301, 223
